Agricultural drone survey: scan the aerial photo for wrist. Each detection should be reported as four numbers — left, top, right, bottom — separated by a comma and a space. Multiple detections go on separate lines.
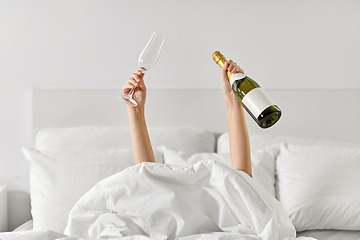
225, 96, 242, 112
128, 105, 145, 117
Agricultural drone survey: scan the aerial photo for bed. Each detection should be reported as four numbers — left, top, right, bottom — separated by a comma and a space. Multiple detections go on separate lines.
2, 88, 360, 240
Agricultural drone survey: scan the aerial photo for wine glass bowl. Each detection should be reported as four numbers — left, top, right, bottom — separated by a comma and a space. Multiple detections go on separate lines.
121, 32, 165, 106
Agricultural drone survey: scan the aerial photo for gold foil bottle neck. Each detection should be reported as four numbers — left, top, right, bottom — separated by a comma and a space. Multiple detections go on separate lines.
212, 51, 232, 79
212, 51, 226, 68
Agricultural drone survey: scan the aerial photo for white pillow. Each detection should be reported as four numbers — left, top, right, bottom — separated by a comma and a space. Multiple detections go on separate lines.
35, 127, 216, 157
217, 133, 360, 152
276, 143, 360, 231
22, 147, 163, 233
162, 146, 277, 196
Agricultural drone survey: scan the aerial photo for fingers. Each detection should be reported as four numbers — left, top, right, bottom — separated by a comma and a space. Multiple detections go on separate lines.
131, 71, 144, 86
122, 81, 134, 95
227, 60, 244, 74
122, 71, 145, 94
221, 61, 229, 80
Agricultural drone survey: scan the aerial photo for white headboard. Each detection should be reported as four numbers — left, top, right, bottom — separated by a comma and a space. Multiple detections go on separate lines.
33, 89, 360, 145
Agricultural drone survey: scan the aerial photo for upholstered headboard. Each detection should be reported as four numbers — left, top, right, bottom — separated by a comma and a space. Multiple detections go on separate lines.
33, 88, 360, 145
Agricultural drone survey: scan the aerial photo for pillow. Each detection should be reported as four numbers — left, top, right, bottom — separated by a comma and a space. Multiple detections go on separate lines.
162, 146, 277, 197
22, 147, 163, 233
217, 132, 360, 152
275, 143, 360, 231
35, 127, 216, 157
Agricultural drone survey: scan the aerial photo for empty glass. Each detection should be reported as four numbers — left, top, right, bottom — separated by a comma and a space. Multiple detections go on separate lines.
121, 32, 165, 107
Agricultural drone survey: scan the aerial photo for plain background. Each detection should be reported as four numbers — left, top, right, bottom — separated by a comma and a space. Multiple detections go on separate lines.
0, 0, 360, 230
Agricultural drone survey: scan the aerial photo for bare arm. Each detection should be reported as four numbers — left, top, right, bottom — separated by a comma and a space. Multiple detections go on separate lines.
122, 70, 155, 164
221, 60, 252, 177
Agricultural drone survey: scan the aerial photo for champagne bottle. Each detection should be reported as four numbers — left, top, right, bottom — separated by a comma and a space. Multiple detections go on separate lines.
212, 51, 281, 128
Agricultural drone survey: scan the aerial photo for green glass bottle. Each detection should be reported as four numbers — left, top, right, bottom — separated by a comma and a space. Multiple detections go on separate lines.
212, 51, 281, 128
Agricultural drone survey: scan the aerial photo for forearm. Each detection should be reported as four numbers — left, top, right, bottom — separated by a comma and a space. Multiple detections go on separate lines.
220, 59, 252, 177
226, 102, 252, 177
128, 107, 155, 164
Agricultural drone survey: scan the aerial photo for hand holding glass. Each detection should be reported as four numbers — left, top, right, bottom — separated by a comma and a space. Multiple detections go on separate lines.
121, 32, 165, 107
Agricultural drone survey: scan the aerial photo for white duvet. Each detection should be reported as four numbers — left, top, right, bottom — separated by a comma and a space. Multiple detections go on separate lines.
0, 161, 316, 240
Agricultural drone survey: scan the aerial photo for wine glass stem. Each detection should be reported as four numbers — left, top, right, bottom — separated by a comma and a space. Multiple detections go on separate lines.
128, 88, 135, 98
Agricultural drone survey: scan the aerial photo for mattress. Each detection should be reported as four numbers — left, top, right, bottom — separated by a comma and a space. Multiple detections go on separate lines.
297, 229, 360, 240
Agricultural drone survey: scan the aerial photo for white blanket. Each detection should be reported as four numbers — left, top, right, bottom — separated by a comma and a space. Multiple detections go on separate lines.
63, 161, 312, 240
0, 161, 316, 240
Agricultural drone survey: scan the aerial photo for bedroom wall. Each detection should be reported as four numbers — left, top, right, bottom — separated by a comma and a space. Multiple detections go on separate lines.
0, 0, 360, 230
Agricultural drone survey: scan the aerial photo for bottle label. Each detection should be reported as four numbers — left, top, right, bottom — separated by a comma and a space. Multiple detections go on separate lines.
229, 73, 246, 86
242, 88, 275, 118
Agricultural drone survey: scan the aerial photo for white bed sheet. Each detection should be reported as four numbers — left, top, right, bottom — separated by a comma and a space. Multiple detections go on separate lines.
12, 220, 33, 232
7, 227, 360, 240
12, 221, 360, 239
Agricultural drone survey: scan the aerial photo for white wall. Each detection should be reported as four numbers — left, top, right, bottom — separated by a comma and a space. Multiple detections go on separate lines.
0, 0, 360, 229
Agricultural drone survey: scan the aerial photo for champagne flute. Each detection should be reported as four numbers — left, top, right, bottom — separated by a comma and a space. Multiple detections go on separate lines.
121, 32, 165, 107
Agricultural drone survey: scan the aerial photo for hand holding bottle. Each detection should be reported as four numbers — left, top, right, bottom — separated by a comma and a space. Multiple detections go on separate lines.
122, 70, 147, 110
221, 60, 244, 110
213, 51, 281, 128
